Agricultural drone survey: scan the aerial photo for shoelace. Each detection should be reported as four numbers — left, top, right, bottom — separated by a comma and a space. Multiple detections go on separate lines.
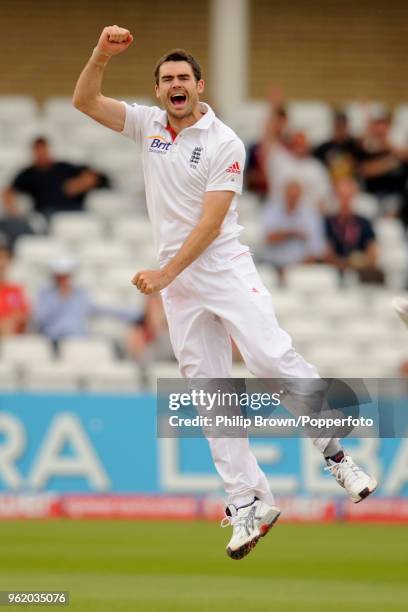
221, 515, 239, 528
221, 508, 258, 537
220, 514, 251, 535
324, 456, 363, 484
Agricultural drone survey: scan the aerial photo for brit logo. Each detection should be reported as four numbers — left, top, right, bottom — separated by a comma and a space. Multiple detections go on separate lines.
226, 161, 241, 174
146, 135, 172, 154
190, 146, 203, 168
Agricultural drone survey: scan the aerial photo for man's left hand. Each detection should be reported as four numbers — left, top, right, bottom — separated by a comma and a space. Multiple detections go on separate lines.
132, 269, 173, 294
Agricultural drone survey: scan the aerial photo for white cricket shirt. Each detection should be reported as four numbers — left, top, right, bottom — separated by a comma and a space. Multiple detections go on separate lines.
121, 102, 246, 261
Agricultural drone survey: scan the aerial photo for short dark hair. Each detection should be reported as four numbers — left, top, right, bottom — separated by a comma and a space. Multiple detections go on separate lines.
154, 49, 202, 85
32, 136, 48, 148
333, 109, 348, 124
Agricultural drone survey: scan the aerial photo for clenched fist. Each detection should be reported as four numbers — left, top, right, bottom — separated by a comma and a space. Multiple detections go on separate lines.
96, 25, 133, 57
132, 269, 174, 295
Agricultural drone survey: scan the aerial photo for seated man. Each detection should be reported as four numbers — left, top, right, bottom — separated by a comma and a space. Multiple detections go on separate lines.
260, 179, 327, 279
33, 256, 142, 348
0, 241, 30, 336
355, 109, 408, 215
313, 110, 359, 180
325, 177, 384, 283
2, 137, 109, 220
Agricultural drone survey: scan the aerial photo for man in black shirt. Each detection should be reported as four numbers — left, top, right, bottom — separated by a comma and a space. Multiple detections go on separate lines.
314, 110, 358, 180
2, 137, 109, 219
325, 177, 383, 283
354, 110, 408, 213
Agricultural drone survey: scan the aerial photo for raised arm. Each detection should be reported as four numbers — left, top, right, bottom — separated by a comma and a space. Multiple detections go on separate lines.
72, 25, 134, 132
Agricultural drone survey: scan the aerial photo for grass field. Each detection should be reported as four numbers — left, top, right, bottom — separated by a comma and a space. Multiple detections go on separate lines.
0, 520, 407, 611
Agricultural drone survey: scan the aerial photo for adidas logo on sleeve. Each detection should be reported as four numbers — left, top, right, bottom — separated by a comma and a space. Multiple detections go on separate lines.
226, 161, 241, 174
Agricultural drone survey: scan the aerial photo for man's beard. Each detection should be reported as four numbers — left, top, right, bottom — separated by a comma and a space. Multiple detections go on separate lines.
166, 106, 193, 121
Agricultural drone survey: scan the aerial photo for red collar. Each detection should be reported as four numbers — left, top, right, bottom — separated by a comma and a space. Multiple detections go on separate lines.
166, 123, 178, 142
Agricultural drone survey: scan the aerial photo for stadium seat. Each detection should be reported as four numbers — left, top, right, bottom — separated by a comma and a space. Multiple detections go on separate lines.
129, 248, 158, 272
269, 291, 302, 321
340, 318, 393, 348
287, 100, 332, 145
0, 335, 54, 368
59, 337, 117, 367
305, 344, 362, 377
93, 149, 140, 173
0, 363, 19, 391
391, 104, 408, 146
255, 264, 280, 291
354, 192, 380, 220
375, 218, 405, 244
370, 290, 408, 321
375, 222, 408, 288
284, 318, 331, 347
329, 358, 389, 378
15, 236, 67, 269
0, 95, 38, 126
75, 267, 100, 293
8, 261, 45, 302
285, 265, 340, 292
10, 118, 61, 148
43, 97, 93, 129
85, 190, 137, 219
223, 101, 268, 144
78, 241, 131, 271
49, 143, 87, 165
50, 213, 105, 247
23, 363, 80, 391
0, 146, 31, 190
112, 217, 154, 249
69, 123, 126, 151
0, 145, 31, 171
89, 317, 129, 345
84, 363, 141, 393
304, 289, 366, 322
103, 265, 148, 307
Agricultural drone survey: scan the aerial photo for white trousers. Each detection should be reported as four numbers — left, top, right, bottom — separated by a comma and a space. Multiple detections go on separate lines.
161, 246, 330, 506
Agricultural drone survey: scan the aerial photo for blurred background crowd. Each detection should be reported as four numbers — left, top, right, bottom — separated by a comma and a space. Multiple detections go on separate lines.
1, 0, 408, 390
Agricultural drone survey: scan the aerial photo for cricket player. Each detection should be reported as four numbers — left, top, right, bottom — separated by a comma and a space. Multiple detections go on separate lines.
73, 25, 377, 560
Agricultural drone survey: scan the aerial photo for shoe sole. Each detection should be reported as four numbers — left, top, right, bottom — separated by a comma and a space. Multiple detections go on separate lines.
226, 508, 281, 560
353, 478, 378, 503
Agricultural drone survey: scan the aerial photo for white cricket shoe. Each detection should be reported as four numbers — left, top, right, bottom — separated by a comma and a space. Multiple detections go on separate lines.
325, 454, 377, 503
221, 498, 281, 560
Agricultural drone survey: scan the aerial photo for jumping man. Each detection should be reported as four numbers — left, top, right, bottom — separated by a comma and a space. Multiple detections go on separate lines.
73, 25, 377, 560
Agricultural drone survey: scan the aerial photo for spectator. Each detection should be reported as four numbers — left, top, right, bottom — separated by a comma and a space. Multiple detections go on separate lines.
245, 142, 269, 200
33, 256, 141, 348
355, 109, 408, 214
325, 178, 384, 283
263, 124, 331, 211
126, 293, 173, 363
246, 87, 289, 201
314, 110, 359, 180
0, 242, 30, 336
288, 131, 332, 211
260, 179, 327, 280
2, 137, 109, 221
